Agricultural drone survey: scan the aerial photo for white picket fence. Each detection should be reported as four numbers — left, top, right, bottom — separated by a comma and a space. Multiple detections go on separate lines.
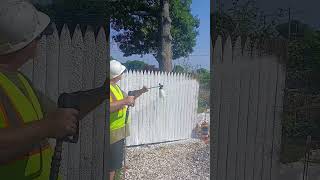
19, 24, 108, 180
18, 23, 199, 179
118, 70, 199, 146
212, 36, 286, 180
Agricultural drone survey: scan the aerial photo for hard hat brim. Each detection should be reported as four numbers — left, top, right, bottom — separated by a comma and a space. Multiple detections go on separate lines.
0, 11, 51, 55
110, 64, 126, 79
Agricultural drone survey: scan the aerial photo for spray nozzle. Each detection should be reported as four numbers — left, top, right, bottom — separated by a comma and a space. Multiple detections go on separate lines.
159, 83, 164, 89
147, 83, 165, 98
147, 83, 164, 90
158, 83, 165, 98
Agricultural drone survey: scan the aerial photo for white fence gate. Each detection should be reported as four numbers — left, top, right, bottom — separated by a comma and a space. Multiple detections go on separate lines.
118, 70, 200, 146
212, 36, 287, 180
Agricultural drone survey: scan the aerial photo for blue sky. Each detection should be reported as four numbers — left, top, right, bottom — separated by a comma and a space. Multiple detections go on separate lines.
110, 0, 210, 70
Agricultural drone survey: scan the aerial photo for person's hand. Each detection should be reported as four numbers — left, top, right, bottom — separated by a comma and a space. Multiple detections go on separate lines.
141, 86, 148, 93
44, 108, 79, 138
125, 96, 135, 106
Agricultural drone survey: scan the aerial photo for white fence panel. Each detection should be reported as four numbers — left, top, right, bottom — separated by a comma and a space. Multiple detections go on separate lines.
118, 70, 199, 146
20, 24, 109, 180
212, 35, 286, 180
19, 23, 199, 179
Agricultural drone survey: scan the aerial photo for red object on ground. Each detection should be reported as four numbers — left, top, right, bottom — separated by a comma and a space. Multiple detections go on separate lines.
202, 136, 210, 144
200, 121, 209, 144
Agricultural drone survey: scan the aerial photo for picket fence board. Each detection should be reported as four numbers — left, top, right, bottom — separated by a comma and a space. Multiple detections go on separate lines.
20, 24, 110, 180
212, 35, 286, 180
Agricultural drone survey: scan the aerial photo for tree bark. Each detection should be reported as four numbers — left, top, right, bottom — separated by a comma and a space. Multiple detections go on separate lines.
159, 0, 173, 72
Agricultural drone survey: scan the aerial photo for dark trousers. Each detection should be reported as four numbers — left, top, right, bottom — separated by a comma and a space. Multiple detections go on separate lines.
108, 138, 125, 171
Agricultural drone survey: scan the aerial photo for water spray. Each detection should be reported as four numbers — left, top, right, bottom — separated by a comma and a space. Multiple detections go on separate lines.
147, 83, 166, 98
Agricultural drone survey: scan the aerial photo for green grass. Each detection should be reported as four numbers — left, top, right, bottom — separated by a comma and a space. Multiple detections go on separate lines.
114, 168, 123, 180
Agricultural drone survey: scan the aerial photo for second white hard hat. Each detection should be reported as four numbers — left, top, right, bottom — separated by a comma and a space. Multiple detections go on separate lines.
110, 60, 126, 79
0, 0, 51, 55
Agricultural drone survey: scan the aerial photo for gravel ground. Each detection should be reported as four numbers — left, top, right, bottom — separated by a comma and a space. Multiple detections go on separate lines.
280, 162, 320, 180
279, 149, 320, 180
124, 139, 210, 180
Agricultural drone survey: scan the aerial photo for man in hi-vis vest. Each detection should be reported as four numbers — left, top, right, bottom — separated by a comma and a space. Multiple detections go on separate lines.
0, 1, 108, 179
109, 60, 148, 180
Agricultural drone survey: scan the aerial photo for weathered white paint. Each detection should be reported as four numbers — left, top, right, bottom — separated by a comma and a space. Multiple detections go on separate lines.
58, 24, 72, 180
212, 36, 286, 180
79, 26, 95, 180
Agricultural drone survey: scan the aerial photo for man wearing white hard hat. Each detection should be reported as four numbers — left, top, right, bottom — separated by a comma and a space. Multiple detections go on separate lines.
0, 1, 109, 179
109, 59, 148, 180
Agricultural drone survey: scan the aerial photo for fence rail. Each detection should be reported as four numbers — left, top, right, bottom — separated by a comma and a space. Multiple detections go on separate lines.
211, 36, 287, 180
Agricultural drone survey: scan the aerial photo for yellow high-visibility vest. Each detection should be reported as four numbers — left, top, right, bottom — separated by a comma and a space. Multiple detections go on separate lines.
0, 72, 59, 180
110, 84, 130, 144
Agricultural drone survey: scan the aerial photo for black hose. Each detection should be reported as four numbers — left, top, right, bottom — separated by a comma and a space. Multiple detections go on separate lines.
49, 140, 63, 180
123, 91, 133, 179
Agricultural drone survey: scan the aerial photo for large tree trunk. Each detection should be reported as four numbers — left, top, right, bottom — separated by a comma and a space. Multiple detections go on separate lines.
159, 0, 173, 72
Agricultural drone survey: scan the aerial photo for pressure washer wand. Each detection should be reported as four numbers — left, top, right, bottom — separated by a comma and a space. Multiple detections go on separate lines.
147, 83, 166, 98
147, 86, 160, 89
147, 83, 164, 89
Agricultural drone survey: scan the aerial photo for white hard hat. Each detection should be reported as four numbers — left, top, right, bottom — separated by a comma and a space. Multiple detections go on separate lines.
0, 0, 51, 55
110, 60, 126, 79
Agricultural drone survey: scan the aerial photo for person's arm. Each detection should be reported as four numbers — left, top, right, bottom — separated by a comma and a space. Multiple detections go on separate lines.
128, 86, 148, 99
29, 72, 108, 120
0, 119, 50, 164
110, 97, 134, 113
111, 86, 147, 112
35, 89, 57, 115
0, 106, 79, 165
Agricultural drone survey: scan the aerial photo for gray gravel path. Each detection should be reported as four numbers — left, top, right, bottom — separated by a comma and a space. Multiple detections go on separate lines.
124, 139, 210, 180
280, 162, 320, 180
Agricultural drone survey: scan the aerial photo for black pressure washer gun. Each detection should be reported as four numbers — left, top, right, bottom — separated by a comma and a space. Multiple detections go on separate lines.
49, 89, 139, 180
49, 92, 80, 180
49, 85, 108, 180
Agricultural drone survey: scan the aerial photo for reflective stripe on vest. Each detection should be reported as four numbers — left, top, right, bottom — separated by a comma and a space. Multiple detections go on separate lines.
0, 72, 58, 180
0, 103, 9, 128
110, 84, 129, 144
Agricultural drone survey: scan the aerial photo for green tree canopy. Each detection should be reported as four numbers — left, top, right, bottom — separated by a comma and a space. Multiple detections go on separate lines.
196, 68, 210, 87
123, 60, 148, 71
110, 0, 200, 67
172, 65, 185, 73
34, 0, 108, 32
212, 0, 279, 41
276, 20, 312, 40
275, 20, 320, 93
